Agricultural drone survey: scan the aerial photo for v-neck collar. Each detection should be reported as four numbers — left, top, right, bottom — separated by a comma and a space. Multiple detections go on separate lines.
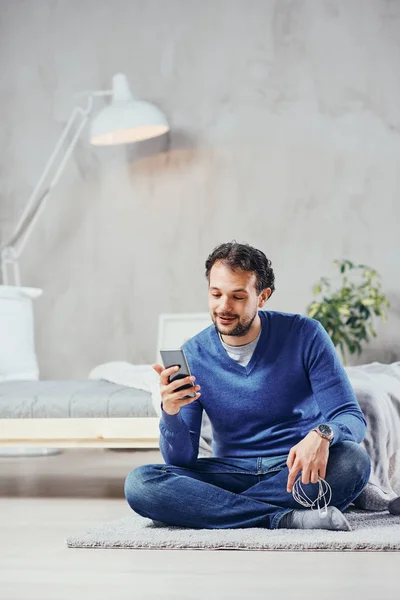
210, 310, 269, 376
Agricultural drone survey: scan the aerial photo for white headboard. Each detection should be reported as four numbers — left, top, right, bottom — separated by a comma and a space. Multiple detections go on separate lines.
156, 313, 212, 364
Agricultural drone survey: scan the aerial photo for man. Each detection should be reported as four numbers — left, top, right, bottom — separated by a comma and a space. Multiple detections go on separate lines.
125, 242, 371, 530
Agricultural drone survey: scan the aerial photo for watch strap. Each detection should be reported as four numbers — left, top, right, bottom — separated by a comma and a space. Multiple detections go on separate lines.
311, 425, 334, 445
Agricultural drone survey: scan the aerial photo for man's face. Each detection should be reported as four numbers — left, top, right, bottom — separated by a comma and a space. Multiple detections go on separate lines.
208, 261, 269, 338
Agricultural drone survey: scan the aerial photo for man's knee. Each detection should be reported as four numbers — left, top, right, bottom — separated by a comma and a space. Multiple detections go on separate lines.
329, 441, 371, 483
124, 464, 159, 510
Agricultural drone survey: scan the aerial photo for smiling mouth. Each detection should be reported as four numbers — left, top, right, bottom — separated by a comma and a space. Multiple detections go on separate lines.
218, 316, 236, 323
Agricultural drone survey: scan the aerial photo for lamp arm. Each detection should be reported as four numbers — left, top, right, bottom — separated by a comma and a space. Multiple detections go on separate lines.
1, 95, 94, 286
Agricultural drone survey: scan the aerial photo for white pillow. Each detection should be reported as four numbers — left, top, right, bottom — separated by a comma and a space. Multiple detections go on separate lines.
0, 285, 42, 381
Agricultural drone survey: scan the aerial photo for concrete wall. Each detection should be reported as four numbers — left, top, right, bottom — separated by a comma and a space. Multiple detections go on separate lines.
1, 0, 399, 378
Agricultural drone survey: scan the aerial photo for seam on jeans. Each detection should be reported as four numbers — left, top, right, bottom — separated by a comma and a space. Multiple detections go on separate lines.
161, 465, 256, 475
255, 464, 287, 476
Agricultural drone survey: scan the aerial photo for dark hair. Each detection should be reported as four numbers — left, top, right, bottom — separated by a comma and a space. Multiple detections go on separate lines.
205, 241, 275, 296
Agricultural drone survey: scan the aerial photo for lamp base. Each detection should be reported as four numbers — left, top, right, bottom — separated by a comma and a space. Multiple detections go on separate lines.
0, 448, 62, 457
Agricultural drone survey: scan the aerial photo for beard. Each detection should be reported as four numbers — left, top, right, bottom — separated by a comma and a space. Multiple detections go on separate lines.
212, 307, 258, 338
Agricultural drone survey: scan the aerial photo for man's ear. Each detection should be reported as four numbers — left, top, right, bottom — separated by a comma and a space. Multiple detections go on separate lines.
259, 288, 272, 307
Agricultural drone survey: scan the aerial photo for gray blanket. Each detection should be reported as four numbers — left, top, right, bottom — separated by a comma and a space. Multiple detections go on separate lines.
346, 362, 400, 510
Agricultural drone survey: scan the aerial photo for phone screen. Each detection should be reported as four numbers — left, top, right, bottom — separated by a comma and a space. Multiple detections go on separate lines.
160, 349, 196, 398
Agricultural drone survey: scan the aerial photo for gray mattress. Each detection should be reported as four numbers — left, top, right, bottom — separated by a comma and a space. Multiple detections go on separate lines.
0, 380, 158, 419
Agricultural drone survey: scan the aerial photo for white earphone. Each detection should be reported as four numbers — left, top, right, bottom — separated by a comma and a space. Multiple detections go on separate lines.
292, 474, 332, 518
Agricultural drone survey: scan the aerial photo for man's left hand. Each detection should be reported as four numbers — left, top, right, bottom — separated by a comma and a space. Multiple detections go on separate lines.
286, 431, 330, 493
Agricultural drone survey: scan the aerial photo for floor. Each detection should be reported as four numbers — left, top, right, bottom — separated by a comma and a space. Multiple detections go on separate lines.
0, 448, 398, 600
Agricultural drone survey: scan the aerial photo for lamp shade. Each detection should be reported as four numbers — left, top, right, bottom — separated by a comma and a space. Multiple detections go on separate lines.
90, 73, 169, 146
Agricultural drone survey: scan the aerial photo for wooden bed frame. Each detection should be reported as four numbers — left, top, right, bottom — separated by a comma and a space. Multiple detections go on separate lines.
0, 417, 161, 449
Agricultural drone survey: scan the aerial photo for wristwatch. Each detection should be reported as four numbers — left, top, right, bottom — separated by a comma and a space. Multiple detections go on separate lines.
311, 424, 334, 445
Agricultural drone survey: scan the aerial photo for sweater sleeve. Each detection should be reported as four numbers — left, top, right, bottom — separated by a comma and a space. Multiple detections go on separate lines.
159, 390, 203, 467
304, 319, 367, 446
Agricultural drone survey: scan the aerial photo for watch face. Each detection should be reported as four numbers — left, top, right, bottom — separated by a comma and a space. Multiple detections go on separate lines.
319, 424, 332, 436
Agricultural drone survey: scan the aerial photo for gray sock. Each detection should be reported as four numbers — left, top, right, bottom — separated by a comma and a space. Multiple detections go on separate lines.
388, 497, 400, 515
279, 506, 352, 531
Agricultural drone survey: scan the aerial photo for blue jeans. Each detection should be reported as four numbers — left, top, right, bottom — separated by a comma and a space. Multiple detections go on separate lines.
124, 441, 371, 529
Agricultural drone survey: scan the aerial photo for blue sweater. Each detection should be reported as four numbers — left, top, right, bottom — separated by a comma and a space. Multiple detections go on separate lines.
160, 310, 367, 467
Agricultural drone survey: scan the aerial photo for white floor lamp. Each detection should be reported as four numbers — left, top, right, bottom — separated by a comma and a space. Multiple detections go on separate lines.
1, 72, 169, 287
0, 73, 169, 456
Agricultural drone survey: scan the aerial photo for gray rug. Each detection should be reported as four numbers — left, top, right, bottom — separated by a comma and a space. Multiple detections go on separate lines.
67, 510, 400, 551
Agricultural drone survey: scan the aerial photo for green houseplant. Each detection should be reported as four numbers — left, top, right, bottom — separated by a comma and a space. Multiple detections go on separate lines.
306, 259, 390, 365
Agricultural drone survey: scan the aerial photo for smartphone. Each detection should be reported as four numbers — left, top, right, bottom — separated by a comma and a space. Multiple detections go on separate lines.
160, 348, 197, 399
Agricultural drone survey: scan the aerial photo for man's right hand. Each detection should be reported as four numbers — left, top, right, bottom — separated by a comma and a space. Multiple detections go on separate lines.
152, 364, 201, 416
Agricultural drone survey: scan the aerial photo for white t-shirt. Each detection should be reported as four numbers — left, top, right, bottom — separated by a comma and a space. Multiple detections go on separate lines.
219, 330, 261, 367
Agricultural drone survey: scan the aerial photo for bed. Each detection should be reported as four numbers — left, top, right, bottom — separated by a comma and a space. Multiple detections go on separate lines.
0, 312, 211, 450
0, 379, 159, 449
